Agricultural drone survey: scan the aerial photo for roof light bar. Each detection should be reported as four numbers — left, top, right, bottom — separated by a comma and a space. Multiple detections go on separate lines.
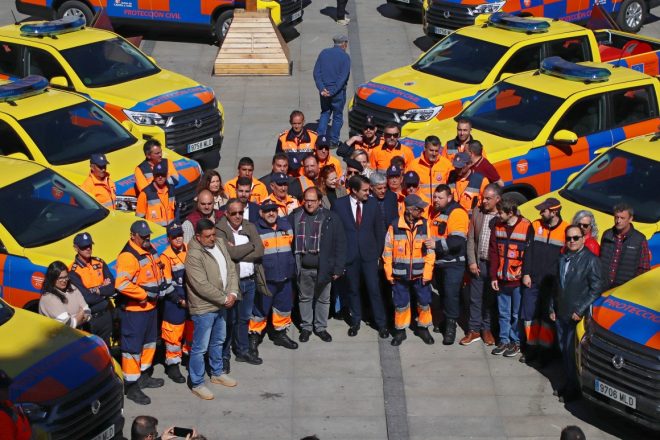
540, 57, 611, 82
0, 76, 49, 102
488, 12, 550, 33
20, 16, 85, 37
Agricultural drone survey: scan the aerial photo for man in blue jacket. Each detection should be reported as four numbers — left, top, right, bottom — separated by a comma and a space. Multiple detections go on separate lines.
313, 34, 351, 148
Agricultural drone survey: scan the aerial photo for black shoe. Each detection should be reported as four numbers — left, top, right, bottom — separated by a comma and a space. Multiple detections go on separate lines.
378, 328, 390, 339
137, 372, 164, 389
519, 353, 527, 363
126, 382, 150, 405
443, 319, 457, 345
165, 364, 186, 384
314, 330, 333, 342
347, 325, 360, 337
521, 348, 538, 364
273, 330, 298, 349
503, 343, 521, 357
417, 327, 435, 345
299, 329, 312, 343
235, 351, 263, 365
248, 333, 261, 357
222, 358, 230, 374
491, 343, 508, 355
391, 330, 407, 346
432, 325, 442, 334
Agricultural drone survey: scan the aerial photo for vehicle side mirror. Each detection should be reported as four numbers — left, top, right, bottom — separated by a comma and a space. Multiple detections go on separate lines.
49, 76, 69, 88
567, 171, 578, 183
552, 129, 578, 145
121, 120, 135, 133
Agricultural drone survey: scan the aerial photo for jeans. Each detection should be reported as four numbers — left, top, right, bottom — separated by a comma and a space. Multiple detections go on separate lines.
236, 278, 256, 354
497, 285, 521, 344
468, 260, 495, 332
556, 318, 578, 393
189, 309, 226, 387
318, 90, 346, 144
298, 268, 331, 332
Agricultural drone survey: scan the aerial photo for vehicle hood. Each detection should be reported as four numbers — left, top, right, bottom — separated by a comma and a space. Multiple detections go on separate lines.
356, 66, 478, 110
90, 69, 215, 113
590, 268, 660, 350
1, 307, 111, 403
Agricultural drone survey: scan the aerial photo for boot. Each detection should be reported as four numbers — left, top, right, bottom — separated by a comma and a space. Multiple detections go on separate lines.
137, 370, 165, 389
125, 382, 150, 405
248, 333, 261, 357
165, 363, 186, 384
443, 319, 457, 345
391, 329, 407, 346
273, 330, 298, 350
417, 327, 435, 345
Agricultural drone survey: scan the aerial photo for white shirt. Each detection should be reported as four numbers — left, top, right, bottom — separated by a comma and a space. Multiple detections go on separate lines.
244, 204, 250, 222
349, 195, 361, 222
230, 225, 255, 278
206, 244, 227, 290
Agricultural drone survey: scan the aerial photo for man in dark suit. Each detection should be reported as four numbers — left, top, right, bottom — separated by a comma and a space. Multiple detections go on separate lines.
332, 175, 389, 338
370, 172, 398, 232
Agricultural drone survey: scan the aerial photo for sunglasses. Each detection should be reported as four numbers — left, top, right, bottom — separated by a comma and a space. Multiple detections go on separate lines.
228, 210, 244, 216
566, 235, 583, 242
94, 165, 107, 170
364, 125, 376, 131
579, 223, 591, 229
346, 171, 359, 176
78, 245, 92, 251
383, 132, 400, 138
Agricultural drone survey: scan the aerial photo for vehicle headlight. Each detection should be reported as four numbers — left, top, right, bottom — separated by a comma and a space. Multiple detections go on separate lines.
15, 402, 48, 422
468, 2, 505, 16
400, 106, 443, 122
123, 109, 167, 126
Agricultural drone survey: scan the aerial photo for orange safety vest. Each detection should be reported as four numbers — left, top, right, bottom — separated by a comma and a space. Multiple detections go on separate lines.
134, 159, 179, 193
265, 193, 300, 217
80, 172, 116, 209
369, 143, 415, 173
115, 240, 164, 312
136, 183, 176, 226
397, 191, 430, 219
160, 244, 187, 288
406, 154, 453, 203
224, 177, 269, 203
531, 219, 568, 248
427, 201, 469, 265
495, 218, 532, 282
70, 256, 107, 289
449, 171, 487, 216
383, 216, 435, 282
443, 136, 471, 162
354, 135, 384, 158
277, 128, 318, 176
318, 154, 343, 178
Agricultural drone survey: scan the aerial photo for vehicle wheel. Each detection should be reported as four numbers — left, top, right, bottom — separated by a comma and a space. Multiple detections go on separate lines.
24, 301, 40, 314
504, 191, 528, 205
616, 0, 646, 33
214, 10, 234, 43
57, 1, 94, 25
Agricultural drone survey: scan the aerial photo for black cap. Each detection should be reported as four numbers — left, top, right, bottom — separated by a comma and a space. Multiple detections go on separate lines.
386, 165, 402, 177
403, 171, 420, 186
272, 172, 289, 185
344, 158, 364, 173
73, 232, 93, 248
534, 197, 562, 211
316, 135, 331, 149
260, 200, 279, 212
153, 161, 167, 176
404, 194, 429, 209
130, 220, 152, 236
167, 223, 183, 237
364, 114, 376, 128
90, 153, 109, 167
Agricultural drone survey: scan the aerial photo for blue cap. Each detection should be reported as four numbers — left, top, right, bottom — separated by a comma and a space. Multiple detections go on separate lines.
167, 223, 183, 237
272, 172, 289, 185
73, 232, 93, 248
386, 165, 402, 177
316, 135, 331, 148
130, 220, 152, 236
90, 153, 109, 167
403, 171, 420, 186
452, 152, 471, 169
153, 161, 167, 176
260, 200, 279, 212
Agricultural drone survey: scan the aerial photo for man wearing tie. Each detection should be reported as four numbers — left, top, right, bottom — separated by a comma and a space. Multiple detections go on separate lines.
332, 175, 389, 338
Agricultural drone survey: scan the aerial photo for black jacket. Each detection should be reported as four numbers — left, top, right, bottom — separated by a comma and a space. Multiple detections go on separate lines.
600, 225, 647, 290
552, 247, 603, 321
289, 207, 347, 285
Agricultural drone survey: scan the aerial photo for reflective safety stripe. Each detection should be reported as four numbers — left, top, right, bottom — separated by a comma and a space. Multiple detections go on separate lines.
417, 304, 432, 328
122, 352, 141, 382
273, 307, 292, 330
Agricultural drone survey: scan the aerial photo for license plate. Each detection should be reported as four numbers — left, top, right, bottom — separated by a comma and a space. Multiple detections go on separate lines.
187, 137, 213, 153
595, 379, 637, 409
291, 10, 302, 21
92, 425, 115, 440
431, 26, 452, 36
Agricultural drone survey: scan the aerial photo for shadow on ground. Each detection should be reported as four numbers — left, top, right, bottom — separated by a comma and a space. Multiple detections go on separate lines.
377, 3, 422, 24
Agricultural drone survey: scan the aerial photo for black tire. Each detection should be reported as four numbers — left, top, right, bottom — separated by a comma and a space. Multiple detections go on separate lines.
24, 300, 40, 314
57, 0, 94, 25
214, 10, 234, 43
503, 191, 528, 205
616, 0, 646, 33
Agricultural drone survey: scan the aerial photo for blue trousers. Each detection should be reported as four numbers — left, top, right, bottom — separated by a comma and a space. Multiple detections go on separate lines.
556, 318, 578, 393
497, 285, 521, 344
223, 277, 256, 358
318, 90, 346, 144
345, 258, 387, 329
439, 264, 465, 320
189, 309, 226, 387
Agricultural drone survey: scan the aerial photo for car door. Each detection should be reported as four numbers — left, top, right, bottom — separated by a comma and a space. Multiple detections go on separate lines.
24, 46, 73, 86
0, 41, 25, 79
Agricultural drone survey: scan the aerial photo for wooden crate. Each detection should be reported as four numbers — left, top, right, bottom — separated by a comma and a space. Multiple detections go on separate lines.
214, 10, 291, 76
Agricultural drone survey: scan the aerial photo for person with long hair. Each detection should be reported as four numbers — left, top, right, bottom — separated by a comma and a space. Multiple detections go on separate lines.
317, 165, 347, 209
197, 170, 228, 210
572, 210, 600, 256
39, 261, 90, 329
350, 149, 373, 179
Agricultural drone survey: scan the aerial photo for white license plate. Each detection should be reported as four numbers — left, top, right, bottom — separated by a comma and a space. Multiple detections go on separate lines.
291, 10, 302, 21
431, 26, 452, 36
595, 379, 637, 409
187, 137, 213, 153
91, 425, 115, 440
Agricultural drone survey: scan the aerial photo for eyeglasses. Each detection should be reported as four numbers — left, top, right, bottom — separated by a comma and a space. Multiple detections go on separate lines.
346, 171, 359, 176
57, 275, 69, 281
94, 165, 107, 170
579, 223, 591, 229
78, 245, 92, 251
364, 125, 376, 131
566, 235, 583, 242
228, 210, 244, 216
383, 132, 400, 138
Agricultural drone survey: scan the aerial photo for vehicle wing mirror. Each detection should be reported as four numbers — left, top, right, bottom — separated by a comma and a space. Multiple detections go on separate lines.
147, 56, 157, 64
566, 171, 579, 183
49, 76, 69, 88
552, 129, 578, 145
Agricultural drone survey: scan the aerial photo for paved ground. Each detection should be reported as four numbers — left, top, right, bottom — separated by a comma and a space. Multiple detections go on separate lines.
2, 2, 659, 439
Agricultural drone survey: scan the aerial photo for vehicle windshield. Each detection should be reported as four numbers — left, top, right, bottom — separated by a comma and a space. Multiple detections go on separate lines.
459, 82, 563, 141
61, 37, 159, 88
0, 300, 13, 326
559, 148, 660, 223
413, 34, 508, 84
20, 101, 136, 165
0, 169, 108, 248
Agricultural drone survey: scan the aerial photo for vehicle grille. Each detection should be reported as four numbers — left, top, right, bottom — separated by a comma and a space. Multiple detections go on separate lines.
349, 97, 407, 134
279, 0, 303, 21
45, 364, 123, 440
175, 178, 199, 218
426, 1, 475, 30
582, 323, 660, 402
163, 102, 222, 155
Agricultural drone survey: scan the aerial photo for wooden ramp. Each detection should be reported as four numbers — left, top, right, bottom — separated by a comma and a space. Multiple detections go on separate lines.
214, 10, 291, 76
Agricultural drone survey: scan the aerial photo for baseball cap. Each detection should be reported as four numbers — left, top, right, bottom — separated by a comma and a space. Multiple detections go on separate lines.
386, 165, 402, 177
73, 232, 93, 248
452, 152, 471, 169
90, 153, 109, 167
130, 220, 152, 236
364, 114, 376, 129
167, 223, 183, 238
344, 158, 364, 173
316, 135, 331, 149
153, 161, 168, 176
272, 172, 289, 185
260, 200, 279, 212
534, 197, 562, 211
403, 171, 420, 186
333, 34, 348, 44
404, 194, 428, 209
